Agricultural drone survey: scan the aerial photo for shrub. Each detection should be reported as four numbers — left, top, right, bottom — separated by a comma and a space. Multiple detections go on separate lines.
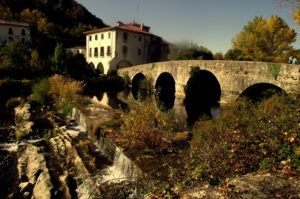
190, 94, 299, 178
48, 74, 85, 109
118, 100, 174, 149
31, 78, 50, 104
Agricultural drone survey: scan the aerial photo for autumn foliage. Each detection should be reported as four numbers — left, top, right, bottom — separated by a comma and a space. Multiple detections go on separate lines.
232, 15, 296, 62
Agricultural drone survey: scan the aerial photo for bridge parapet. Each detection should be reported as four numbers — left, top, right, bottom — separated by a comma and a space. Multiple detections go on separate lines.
118, 60, 299, 103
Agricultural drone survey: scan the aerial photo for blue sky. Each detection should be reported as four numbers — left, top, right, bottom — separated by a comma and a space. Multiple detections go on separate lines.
76, 0, 300, 54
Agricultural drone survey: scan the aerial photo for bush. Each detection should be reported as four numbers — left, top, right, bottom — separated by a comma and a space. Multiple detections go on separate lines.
190, 94, 299, 178
48, 74, 85, 109
118, 100, 174, 149
31, 78, 51, 104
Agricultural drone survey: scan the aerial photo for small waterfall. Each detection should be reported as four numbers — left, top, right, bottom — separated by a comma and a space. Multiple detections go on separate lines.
71, 108, 87, 132
71, 106, 142, 184
98, 136, 142, 184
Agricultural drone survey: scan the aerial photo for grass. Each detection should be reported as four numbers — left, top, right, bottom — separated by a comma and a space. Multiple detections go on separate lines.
267, 63, 281, 80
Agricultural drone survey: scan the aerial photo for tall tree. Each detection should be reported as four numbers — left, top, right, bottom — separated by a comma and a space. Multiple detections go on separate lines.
51, 43, 66, 74
0, 40, 29, 70
232, 15, 296, 62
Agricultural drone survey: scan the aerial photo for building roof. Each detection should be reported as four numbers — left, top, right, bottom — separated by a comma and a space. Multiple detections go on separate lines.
83, 21, 153, 36
0, 20, 29, 27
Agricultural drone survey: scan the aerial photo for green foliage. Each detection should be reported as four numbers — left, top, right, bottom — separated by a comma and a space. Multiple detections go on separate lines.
0, 40, 29, 70
31, 78, 50, 104
51, 43, 66, 74
138, 78, 153, 100
267, 63, 281, 80
232, 15, 296, 62
122, 72, 131, 87
214, 52, 224, 60
62, 103, 71, 116
30, 50, 43, 72
44, 129, 63, 140
101, 120, 116, 128
168, 40, 213, 60
224, 49, 243, 60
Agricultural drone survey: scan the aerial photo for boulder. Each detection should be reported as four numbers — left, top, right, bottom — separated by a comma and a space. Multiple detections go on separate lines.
14, 103, 33, 139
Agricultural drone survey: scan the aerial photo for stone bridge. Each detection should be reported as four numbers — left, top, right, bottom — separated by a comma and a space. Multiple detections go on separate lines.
118, 60, 299, 104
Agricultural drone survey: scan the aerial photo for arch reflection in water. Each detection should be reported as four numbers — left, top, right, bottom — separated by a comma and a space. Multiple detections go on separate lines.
155, 72, 175, 110
239, 83, 285, 101
184, 69, 221, 126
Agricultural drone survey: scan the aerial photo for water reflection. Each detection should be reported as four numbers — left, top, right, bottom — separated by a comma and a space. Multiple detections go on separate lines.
94, 90, 220, 129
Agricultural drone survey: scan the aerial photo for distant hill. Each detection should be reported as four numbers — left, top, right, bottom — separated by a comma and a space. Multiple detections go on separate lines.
0, 0, 107, 55
0, 0, 106, 29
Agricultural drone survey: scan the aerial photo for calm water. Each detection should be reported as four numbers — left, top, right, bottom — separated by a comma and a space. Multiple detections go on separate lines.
92, 91, 220, 129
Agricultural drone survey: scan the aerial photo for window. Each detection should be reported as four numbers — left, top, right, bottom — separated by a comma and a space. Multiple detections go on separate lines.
8, 37, 13, 41
122, 46, 128, 55
107, 46, 111, 56
22, 38, 25, 43
89, 36, 92, 41
123, 32, 128, 42
138, 36, 142, 42
138, 49, 142, 55
21, 29, 26, 36
95, 35, 98, 40
108, 32, 111, 39
89, 48, 92, 57
94, 47, 98, 57
100, 47, 104, 57
8, 27, 13, 35
101, 34, 104, 39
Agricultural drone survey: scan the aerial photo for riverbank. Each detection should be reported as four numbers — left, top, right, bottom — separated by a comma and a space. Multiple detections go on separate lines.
1, 94, 299, 198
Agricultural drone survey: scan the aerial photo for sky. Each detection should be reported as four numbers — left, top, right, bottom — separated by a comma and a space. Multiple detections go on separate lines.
76, 0, 300, 54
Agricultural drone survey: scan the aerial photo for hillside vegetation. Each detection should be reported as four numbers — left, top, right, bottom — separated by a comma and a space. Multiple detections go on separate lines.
0, 0, 106, 56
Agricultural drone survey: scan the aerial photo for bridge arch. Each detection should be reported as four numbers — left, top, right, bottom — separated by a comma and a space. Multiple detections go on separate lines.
239, 83, 285, 101
96, 62, 104, 74
132, 73, 148, 100
184, 69, 221, 125
155, 72, 176, 110
88, 62, 95, 70
117, 60, 132, 69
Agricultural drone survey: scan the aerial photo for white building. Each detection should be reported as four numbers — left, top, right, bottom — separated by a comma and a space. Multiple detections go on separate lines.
84, 21, 168, 74
0, 20, 30, 47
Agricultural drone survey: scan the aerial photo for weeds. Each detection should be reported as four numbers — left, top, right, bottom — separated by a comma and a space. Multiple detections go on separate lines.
118, 100, 174, 149
190, 94, 299, 179
43, 129, 63, 140
267, 63, 281, 80
48, 74, 85, 109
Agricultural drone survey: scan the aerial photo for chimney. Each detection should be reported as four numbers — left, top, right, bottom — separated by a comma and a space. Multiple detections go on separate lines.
116, 21, 124, 27
140, 23, 144, 31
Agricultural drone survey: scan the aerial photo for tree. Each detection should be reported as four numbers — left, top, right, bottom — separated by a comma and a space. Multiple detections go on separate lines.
0, 40, 29, 70
168, 40, 213, 60
279, 0, 300, 27
30, 50, 43, 71
232, 15, 296, 62
224, 49, 243, 60
51, 43, 66, 74
214, 52, 224, 60
0, 6, 13, 20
